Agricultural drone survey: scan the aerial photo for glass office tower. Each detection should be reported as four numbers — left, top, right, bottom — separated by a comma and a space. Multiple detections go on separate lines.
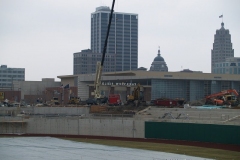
91, 6, 138, 71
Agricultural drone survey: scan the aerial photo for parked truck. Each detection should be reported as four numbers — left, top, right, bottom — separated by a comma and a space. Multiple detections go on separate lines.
108, 94, 121, 106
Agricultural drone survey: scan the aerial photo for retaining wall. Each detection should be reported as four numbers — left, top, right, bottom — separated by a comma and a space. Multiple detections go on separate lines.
1, 117, 145, 138
0, 106, 89, 116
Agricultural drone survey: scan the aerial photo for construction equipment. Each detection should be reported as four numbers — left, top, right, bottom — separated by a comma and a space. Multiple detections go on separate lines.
108, 94, 121, 106
89, 0, 115, 105
51, 97, 60, 105
205, 89, 240, 106
127, 83, 145, 106
154, 98, 185, 107
68, 96, 81, 104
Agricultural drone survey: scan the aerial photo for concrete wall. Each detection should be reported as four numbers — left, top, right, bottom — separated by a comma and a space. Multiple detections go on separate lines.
0, 106, 90, 116
0, 117, 27, 134
5, 117, 145, 138
136, 107, 240, 125
1, 106, 240, 139
32, 107, 89, 116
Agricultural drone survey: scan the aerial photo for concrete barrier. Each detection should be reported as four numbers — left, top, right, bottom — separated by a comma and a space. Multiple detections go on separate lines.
26, 117, 145, 138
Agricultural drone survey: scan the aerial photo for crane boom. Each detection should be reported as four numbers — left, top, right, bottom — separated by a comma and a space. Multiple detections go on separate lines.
94, 0, 115, 99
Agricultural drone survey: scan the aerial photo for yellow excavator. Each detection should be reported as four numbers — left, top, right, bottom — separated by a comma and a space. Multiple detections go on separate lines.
68, 96, 81, 104
127, 83, 145, 106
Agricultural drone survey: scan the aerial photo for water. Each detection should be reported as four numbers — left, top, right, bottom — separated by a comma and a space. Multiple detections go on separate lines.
0, 137, 212, 160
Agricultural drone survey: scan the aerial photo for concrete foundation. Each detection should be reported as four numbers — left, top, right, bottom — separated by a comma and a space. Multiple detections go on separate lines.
1, 106, 240, 138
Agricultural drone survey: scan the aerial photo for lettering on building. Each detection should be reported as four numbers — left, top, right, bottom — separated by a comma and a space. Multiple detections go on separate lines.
101, 82, 137, 86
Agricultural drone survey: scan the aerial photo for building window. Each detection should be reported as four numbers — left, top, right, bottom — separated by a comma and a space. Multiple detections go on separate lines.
234, 68, 237, 74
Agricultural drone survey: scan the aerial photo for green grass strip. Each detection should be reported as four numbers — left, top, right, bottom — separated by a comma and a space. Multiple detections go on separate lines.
63, 138, 240, 159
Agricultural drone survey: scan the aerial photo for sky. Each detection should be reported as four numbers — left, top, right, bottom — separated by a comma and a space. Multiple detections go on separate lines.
1, 0, 240, 81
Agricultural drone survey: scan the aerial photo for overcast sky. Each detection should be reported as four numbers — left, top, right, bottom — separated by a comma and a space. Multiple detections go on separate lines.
1, 0, 240, 81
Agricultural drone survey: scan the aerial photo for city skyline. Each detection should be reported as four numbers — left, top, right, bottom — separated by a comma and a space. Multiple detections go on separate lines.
1, 0, 240, 81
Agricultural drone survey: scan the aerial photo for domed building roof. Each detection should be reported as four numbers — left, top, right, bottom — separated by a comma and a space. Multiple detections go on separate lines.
150, 47, 168, 72
154, 53, 165, 62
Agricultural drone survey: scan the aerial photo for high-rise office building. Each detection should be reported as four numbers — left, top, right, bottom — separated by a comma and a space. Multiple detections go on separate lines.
0, 65, 25, 90
73, 49, 116, 74
211, 22, 234, 73
214, 57, 240, 74
91, 6, 138, 71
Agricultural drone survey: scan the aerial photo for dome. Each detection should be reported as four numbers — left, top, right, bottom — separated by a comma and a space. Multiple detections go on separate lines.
154, 48, 165, 62
150, 47, 168, 72
154, 53, 164, 62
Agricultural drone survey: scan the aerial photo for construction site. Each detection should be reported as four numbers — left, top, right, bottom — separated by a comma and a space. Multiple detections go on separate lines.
1, 0, 240, 152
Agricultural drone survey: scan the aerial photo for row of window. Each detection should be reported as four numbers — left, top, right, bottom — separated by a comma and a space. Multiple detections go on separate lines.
216, 31, 229, 34
215, 38, 231, 41
213, 68, 240, 74
0, 83, 12, 86
0, 78, 24, 82
0, 75, 24, 78
91, 36, 138, 41
92, 27, 138, 32
213, 48, 232, 51
0, 71, 24, 74
215, 63, 240, 67
91, 22, 138, 27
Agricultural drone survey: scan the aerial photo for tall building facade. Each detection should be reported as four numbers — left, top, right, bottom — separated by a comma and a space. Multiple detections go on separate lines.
213, 57, 240, 74
211, 22, 234, 73
73, 49, 116, 74
0, 65, 25, 90
91, 6, 138, 71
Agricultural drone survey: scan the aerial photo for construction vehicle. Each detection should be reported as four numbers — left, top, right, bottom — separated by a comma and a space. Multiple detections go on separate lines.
154, 98, 185, 107
51, 97, 60, 105
68, 96, 81, 104
205, 89, 240, 106
88, 0, 115, 105
127, 83, 145, 106
108, 94, 121, 106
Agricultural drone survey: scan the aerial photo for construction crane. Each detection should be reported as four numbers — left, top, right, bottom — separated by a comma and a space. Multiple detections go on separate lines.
92, 0, 116, 104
